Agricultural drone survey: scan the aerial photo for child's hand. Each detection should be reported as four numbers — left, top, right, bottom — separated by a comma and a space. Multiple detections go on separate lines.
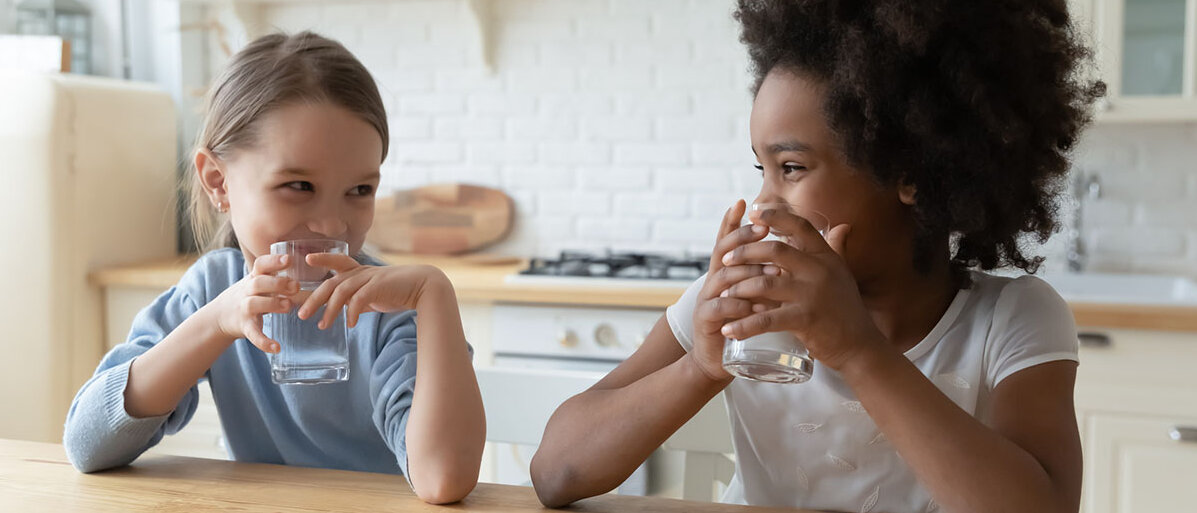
296, 254, 448, 329
211, 253, 300, 353
689, 200, 775, 384
715, 206, 890, 371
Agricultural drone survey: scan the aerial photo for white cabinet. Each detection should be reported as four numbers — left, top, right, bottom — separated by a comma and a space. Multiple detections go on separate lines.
1085, 413, 1197, 512
1075, 327, 1197, 513
1073, 0, 1197, 121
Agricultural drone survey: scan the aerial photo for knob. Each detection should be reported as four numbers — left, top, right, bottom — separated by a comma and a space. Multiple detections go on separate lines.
594, 324, 620, 348
557, 329, 578, 348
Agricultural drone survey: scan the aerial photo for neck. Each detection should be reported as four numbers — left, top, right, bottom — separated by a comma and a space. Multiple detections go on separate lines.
858, 252, 960, 354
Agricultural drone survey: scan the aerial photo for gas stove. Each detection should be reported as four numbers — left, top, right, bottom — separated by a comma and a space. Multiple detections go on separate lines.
514, 250, 709, 282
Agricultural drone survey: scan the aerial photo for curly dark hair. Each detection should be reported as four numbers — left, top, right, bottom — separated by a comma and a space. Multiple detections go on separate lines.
734, 0, 1104, 273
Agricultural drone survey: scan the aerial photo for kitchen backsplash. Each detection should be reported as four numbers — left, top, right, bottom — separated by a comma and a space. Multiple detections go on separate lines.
232, 0, 1195, 276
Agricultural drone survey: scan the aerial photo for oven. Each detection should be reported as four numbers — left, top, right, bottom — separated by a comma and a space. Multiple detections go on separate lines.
480, 250, 710, 496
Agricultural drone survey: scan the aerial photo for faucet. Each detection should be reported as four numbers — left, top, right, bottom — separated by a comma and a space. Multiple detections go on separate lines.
1065, 171, 1101, 273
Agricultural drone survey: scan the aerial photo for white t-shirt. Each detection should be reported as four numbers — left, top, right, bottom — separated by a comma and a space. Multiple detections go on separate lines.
665, 271, 1078, 513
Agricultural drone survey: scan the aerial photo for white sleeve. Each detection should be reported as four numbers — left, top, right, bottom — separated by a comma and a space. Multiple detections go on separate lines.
665, 273, 707, 353
984, 275, 1080, 388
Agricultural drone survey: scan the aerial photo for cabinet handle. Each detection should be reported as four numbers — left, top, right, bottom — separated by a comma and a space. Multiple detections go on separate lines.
1078, 332, 1111, 348
1170, 426, 1197, 443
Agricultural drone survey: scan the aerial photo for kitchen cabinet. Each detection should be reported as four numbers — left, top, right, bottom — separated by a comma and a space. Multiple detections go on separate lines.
1070, 0, 1197, 121
1075, 327, 1197, 513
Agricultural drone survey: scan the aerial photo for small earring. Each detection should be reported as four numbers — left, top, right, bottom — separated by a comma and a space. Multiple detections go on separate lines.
216, 201, 228, 213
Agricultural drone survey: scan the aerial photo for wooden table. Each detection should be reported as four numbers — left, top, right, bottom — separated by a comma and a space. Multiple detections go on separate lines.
0, 439, 809, 512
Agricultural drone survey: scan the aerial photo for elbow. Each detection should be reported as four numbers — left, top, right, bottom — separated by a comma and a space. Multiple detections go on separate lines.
408, 456, 480, 505
63, 444, 119, 474
411, 473, 478, 505
530, 451, 581, 508
62, 430, 114, 474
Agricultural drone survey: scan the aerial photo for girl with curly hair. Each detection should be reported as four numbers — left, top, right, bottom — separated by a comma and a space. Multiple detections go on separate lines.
532, 1, 1102, 512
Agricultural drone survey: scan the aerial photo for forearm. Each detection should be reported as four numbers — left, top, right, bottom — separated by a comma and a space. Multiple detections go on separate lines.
842, 348, 1070, 513
124, 306, 232, 418
530, 354, 729, 507
404, 279, 485, 504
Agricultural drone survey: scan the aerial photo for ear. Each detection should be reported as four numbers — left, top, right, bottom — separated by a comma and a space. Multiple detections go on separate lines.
195, 149, 229, 209
898, 181, 917, 206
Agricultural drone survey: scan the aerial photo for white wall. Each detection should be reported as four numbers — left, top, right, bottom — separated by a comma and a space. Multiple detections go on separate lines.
0, 0, 13, 33
233, 0, 1195, 276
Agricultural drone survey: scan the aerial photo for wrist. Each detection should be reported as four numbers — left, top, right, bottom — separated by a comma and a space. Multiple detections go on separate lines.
196, 301, 239, 346
836, 334, 902, 387
681, 352, 734, 392
415, 266, 456, 307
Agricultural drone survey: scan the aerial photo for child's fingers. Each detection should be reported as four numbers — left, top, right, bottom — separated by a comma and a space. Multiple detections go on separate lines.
720, 308, 787, 341
247, 275, 299, 297
696, 296, 756, 327
749, 206, 828, 255
319, 275, 369, 329
296, 274, 341, 320
243, 318, 280, 354
305, 252, 360, 273
825, 223, 852, 258
707, 200, 746, 274
243, 295, 293, 314
723, 274, 801, 304
722, 239, 817, 275
251, 254, 289, 276
701, 263, 767, 301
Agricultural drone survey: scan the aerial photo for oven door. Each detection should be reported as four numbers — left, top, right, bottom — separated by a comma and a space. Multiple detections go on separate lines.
478, 359, 652, 495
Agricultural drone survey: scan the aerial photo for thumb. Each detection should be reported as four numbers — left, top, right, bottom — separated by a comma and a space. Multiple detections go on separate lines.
826, 224, 851, 257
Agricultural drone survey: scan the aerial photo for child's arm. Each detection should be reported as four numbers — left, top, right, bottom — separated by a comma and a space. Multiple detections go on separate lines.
121, 254, 295, 417
402, 275, 486, 503
842, 349, 1080, 513
530, 318, 729, 507
298, 256, 484, 504
531, 201, 761, 507
64, 253, 295, 472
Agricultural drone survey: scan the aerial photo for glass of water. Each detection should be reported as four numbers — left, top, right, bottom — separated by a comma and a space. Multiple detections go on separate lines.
265, 239, 351, 385
721, 203, 830, 384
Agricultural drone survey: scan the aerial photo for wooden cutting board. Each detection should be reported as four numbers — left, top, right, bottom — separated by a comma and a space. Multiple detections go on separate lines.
367, 183, 514, 255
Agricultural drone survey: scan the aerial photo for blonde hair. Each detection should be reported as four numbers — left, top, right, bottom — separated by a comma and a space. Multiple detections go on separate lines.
185, 31, 389, 251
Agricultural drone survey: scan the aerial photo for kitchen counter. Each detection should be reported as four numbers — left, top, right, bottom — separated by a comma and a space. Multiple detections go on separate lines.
90, 254, 1197, 332
0, 439, 807, 512
90, 253, 687, 309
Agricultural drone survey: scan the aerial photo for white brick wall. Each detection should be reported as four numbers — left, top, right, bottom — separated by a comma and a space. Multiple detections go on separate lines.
254, 0, 1195, 277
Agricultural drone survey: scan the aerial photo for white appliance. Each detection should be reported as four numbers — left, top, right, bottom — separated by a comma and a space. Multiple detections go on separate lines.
486, 302, 663, 494
0, 71, 179, 442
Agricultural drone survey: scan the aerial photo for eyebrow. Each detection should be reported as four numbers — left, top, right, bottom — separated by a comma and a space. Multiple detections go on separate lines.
275, 167, 381, 182
767, 141, 813, 154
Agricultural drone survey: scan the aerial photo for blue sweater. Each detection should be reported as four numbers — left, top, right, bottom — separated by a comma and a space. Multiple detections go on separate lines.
64, 248, 430, 479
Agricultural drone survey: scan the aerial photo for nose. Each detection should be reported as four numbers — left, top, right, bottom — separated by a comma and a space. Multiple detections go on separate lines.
306, 203, 348, 239
753, 192, 784, 208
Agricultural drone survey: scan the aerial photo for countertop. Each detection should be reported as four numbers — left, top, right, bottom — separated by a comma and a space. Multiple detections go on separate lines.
0, 439, 808, 512
90, 254, 1197, 332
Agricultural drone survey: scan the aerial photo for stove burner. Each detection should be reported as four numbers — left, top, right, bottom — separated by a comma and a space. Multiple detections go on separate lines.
520, 250, 709, 280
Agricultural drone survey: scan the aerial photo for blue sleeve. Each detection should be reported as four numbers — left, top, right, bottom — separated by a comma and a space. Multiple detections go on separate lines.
368, 310, 420, 480
63, 278, 206, 473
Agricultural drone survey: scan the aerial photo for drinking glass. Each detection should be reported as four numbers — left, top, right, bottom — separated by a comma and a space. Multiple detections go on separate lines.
265, 239, 351, 384
721, 203, 830, 384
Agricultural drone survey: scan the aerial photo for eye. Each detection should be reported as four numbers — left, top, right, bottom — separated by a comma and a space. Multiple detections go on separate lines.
284, 181, 314, 192
781, 163, 807, 176
753, 163, 764, 173
349, 184, 375, 196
